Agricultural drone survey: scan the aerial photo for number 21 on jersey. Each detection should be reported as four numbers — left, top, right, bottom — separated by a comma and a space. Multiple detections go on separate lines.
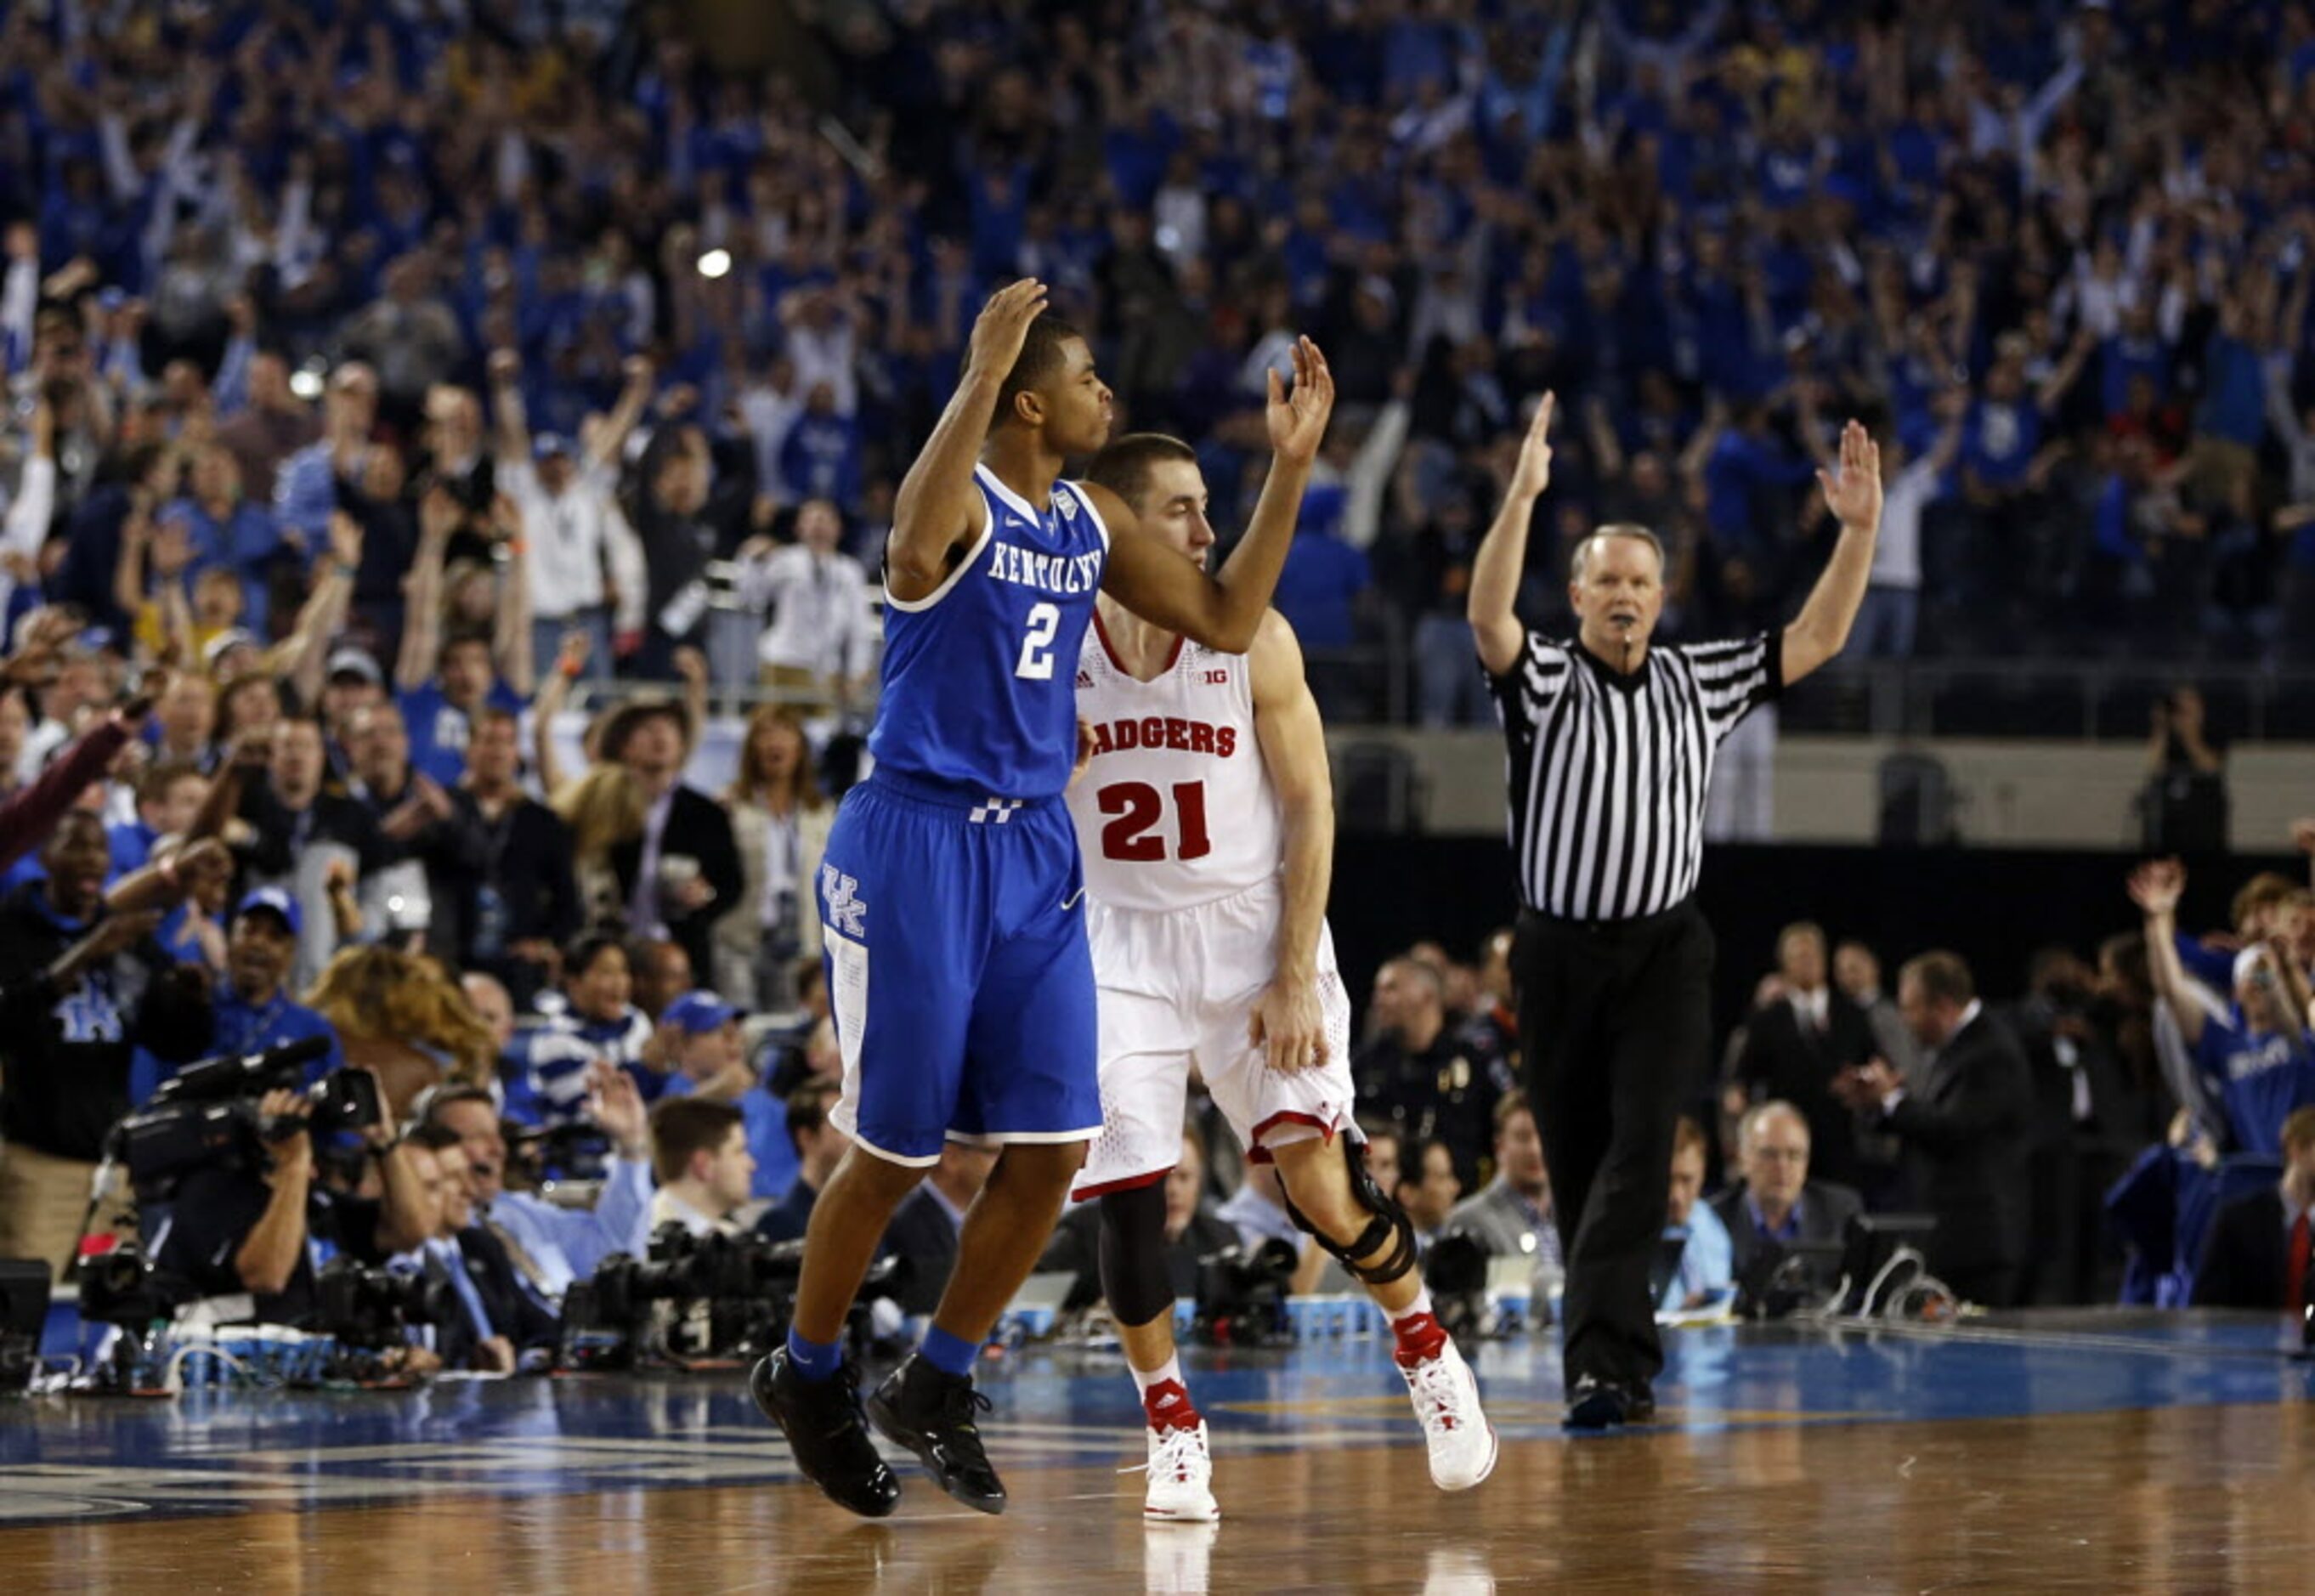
1097, 780, 1210, 862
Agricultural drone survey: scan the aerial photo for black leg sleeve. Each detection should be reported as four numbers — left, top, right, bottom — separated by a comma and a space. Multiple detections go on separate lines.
1097, 1181, 1175, 1330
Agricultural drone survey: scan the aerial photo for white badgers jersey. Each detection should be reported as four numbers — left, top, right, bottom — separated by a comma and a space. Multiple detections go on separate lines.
1065, 612, 1282, 913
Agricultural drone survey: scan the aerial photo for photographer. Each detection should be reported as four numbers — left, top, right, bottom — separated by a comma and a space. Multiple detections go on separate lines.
152, 1076, 428, 1324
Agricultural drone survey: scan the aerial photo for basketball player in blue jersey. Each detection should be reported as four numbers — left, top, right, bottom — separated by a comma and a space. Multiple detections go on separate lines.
753, 278, 1335, 1518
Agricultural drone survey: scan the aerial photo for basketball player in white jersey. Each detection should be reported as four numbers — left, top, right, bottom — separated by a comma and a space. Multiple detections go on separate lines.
1067, 434, 1494, 1521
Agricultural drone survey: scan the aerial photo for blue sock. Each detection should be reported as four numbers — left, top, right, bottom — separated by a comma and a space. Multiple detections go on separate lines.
785, 1327, 841, 1383
919, 1324, 979, 1378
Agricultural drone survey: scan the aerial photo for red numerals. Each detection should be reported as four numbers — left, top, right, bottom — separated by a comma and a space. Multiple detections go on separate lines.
1096, 781, 1211, 862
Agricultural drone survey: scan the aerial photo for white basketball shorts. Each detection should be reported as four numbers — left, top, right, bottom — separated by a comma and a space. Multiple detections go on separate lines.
1071, 874, 1356, 1202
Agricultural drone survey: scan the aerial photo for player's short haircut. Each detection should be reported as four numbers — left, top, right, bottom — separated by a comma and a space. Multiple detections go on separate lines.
1672, 1115, 1710, 1161
993, 312, 1087, 429
1569, 523, 1666, 582
650, 1097, 744, 1186
1493, 1089, 1535, 1140
1084, 433, 1198, 512
1899, 950, 1975, 1007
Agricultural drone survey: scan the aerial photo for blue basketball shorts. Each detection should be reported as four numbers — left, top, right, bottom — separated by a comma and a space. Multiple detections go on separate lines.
816, 768, 1101, 1166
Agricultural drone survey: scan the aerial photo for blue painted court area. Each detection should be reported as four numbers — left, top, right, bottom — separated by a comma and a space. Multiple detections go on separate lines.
1, 1310, 2308, 1526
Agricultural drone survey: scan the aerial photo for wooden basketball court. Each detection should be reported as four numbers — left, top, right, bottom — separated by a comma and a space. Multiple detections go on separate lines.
6, 1313, 2311, 1591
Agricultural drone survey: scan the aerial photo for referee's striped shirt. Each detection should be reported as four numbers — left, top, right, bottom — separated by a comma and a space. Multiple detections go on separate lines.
1488, 631, 1782, 921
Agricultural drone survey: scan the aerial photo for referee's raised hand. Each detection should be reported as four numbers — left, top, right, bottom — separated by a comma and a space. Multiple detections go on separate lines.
1508, 390, 1556, 500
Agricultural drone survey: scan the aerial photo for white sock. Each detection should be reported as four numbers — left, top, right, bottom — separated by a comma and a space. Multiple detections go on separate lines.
1131, 1354, 1185, 1396
1390, 1287, 1435, 1326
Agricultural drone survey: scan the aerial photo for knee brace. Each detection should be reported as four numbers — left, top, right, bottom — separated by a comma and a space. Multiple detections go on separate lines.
1097, 1180, 1177, 1329
1278, 1135, 1418, 1289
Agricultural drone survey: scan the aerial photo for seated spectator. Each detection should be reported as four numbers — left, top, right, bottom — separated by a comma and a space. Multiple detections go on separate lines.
1040, 1128, 1246, 1310
2131, 859, 2315, 1157
398, 1124, 534, 1372
129, 886, 344, 1105
1729, 921, 1877, 1191
416, 1067, 652, 1309
504, 931, 655, 1126
648, 1098, 756, 1237
654, 988, 796, 1200
880, 1142, 999, 1316
1354, 956, 1500, 1194
1217, 1157, 1304, 1252
2193, 1107, 2315, 1310
1395, 1137, 1463, 1253
1832, 952, 2034, 1306
1711, 1101, 1864, 1278
1443, 1091, 1562, 1288
756, 1081, 846, 1244
1662, 1117, 1735, 1311
154, 1080, 426, 1326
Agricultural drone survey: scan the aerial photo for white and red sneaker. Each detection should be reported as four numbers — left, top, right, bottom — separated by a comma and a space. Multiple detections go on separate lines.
1395, 1327, 1497, 1491
1140, 1380, 1219, 1522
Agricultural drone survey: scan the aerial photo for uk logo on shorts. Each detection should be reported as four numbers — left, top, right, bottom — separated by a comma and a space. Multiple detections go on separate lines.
821, 863, 867, 939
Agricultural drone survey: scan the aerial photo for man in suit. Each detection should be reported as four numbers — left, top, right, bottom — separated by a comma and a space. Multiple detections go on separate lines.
1712, 1100, 1865, 1279
1833, 951, 2034, 1306
2193, 1106, 2315, 1310
880, 1141, 999, 1316
1730, 923, 1879, 1191
759, 1083, 847, 1243
1443, 1089, 1561, 1283
604, 699, 741, 983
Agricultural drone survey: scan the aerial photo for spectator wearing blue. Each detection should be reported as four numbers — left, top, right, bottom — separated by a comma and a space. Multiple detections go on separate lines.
779, 382, 864, 513
1662, 1118, 1735, 1312
418, 1075, 654, 1307
156, 445, 286, 636
502, 931, 656, 1129
129, 886, 343, 1106
655, 988, 797, 1203
2132, 858, 2315, 1158
393, 490, 528, 791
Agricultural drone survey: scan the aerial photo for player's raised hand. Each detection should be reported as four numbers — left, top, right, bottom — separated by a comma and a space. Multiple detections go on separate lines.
1508, 390, 1556, 501
965, 278, 1050, 383
1249, 975, 1327, 1075
1265, 337, 1335, 466
1819, 418, 1883, 532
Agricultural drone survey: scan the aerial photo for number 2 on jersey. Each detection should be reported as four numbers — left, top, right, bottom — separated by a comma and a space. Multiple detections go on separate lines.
1015, 602, 1061, 680
1097, 781, 1211, 862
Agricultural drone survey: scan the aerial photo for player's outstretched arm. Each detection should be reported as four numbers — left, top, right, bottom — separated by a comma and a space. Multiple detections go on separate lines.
887, 279, 1046, 599
1096, 337, 1333, 654
1248, 609, 1334, 1074
1782, 418, 1882, 685
1469, 390, 1554, 676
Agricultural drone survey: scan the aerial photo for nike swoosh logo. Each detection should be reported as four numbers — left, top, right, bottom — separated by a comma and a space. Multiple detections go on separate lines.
1061, 887, 1086, 911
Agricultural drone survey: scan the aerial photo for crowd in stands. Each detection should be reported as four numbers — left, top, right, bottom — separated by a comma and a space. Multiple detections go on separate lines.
3, 0, 2315, 1372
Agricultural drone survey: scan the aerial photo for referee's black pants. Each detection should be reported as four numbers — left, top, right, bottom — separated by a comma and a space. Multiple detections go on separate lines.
1514, 898, 1713, 1393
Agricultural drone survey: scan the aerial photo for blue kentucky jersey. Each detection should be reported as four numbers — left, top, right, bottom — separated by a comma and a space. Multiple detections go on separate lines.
868, 464, 1110, 799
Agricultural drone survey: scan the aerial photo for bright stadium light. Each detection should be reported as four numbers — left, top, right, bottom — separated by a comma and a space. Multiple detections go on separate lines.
697, 249, 732, 280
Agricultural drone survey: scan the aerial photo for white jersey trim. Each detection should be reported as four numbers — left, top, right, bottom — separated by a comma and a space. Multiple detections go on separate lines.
883, 484, 999, 614
1067, 478, 1113, 551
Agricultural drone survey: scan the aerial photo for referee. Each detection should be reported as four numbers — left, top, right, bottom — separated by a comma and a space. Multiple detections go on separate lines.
1468, 393, 1882, 1428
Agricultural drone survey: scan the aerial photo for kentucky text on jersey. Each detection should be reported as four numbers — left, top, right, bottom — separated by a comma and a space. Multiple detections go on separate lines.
988, 542, 1103, 596
1084, 717, 1241, 759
